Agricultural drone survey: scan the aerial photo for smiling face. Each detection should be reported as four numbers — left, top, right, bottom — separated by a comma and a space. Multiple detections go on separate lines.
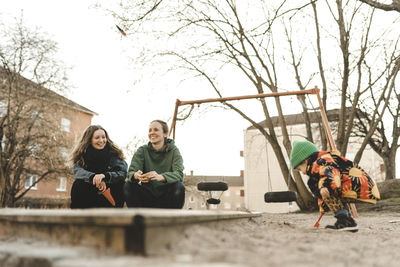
91, 129, 107, 150
148, 121, 167, 148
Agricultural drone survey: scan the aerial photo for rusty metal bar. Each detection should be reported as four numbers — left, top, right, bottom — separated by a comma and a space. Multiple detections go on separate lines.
313, 86, 335, 151
168, 99, 181, 139
177, 88, 317, 106
168, 88, 319, 138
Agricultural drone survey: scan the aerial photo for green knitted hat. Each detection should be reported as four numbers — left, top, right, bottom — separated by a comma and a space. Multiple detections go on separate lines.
290, 140, 318, 169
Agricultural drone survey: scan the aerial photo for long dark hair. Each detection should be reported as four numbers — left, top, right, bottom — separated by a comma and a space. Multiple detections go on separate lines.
70, 125, 125, 166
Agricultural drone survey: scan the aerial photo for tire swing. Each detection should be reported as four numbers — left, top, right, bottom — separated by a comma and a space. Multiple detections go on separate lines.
197, 181, 228, 205
264, 173, 297, 203
263, 142, 297, 204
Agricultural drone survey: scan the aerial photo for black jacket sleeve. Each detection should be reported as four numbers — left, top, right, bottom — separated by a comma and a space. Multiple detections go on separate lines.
103, 157, 128, 184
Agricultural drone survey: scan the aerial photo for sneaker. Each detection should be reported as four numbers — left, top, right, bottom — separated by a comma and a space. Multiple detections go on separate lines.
325, 214, 358, 232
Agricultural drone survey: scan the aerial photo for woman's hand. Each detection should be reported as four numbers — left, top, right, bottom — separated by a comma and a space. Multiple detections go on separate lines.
93, 174, 105, 187
134, 170, 143, 179
134, 170, 144, 183
97, 181, 107, 192
93, 174, 107, 192
142, 171, 166, 182
152, 174, 166, 182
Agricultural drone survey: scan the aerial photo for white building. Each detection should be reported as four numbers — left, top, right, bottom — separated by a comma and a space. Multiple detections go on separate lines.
243, 109, 384, 213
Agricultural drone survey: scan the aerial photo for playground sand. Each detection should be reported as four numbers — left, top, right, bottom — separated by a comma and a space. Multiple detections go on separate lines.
1, 210, 399, 267
160, 211, 400, 267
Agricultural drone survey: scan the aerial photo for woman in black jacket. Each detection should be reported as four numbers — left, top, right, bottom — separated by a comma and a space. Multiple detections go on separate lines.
70, 125, 127, 208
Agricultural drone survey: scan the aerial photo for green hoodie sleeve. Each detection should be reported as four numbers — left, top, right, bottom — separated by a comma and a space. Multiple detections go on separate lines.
162, 148, 184, 184
127, 146, 145, 182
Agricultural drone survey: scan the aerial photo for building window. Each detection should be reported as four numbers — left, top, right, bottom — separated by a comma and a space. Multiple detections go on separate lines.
61, 118, 70, 132
29, 143, 41, 158
60, 147, 69, 161
31, 111, 43, 126
240, 189, 245, 197
56, 177, 67, 192
1, 135, 6, 151
0, 101, 7, 117
25, 174, 38, 190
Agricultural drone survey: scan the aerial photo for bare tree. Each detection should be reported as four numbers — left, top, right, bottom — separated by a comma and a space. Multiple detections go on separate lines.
322, 1, 399, 173
352, 55, 400, 180
107, 0, 318, 210
108, 0, 399, 209
358, 0, 400, 12
0, 16, 72, 207
287, 0, 399, 176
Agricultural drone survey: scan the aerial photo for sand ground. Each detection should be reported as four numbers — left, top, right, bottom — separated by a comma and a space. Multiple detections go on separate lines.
156, 210, 400, 267
1, 209, 399, 267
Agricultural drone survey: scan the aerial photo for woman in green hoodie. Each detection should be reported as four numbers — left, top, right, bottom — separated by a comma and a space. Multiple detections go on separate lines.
123, 120, 185, 208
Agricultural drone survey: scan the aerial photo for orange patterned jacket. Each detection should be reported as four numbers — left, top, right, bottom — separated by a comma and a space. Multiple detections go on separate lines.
305, 150, 381, 212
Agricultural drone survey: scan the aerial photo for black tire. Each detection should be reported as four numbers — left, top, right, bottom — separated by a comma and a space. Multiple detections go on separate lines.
206, 198, 221, 205
197, 182, 228, 191
264, 191, 297, 203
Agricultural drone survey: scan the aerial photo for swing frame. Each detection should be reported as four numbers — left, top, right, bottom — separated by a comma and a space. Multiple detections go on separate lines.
168, 86, 358, 217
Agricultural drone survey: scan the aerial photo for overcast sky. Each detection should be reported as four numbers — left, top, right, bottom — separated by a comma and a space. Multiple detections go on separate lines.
1, 0, 250, 176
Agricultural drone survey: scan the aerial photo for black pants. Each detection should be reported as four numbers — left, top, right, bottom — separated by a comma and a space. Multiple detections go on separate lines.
70, 179, 124, 209
123, 181, 185, 209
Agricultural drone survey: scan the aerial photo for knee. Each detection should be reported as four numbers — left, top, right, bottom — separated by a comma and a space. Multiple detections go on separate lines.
169, 182, 185, 209
320, 187, 330, 199
70, 180, 93, 209
123, 181, 133, 197
71, 179, 90, 195
172, 181, 185, 196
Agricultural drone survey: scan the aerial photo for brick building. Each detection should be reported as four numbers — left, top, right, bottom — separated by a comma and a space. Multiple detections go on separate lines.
0, 67, 96, 208
19, 98, 96, 208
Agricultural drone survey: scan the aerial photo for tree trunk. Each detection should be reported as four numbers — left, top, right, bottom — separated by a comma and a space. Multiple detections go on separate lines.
0, 171, 6, 207
383, 152, 397, 180
293, 171, 318, 211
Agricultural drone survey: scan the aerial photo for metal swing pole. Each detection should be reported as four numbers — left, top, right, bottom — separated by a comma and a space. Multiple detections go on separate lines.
313, 86, 359, 219
168, 88, 317, 139
168, 99, 181, 139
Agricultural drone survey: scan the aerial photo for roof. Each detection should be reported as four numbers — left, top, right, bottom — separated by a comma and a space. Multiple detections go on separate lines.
247, 108, 362, 130
0, 67, 97, 116
184, 175, 244, 187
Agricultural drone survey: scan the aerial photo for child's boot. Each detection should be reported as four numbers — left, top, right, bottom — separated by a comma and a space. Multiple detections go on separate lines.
325, 209, 358, 232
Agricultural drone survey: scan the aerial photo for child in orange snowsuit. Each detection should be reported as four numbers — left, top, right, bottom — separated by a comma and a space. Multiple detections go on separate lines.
290, 140, 380, 231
